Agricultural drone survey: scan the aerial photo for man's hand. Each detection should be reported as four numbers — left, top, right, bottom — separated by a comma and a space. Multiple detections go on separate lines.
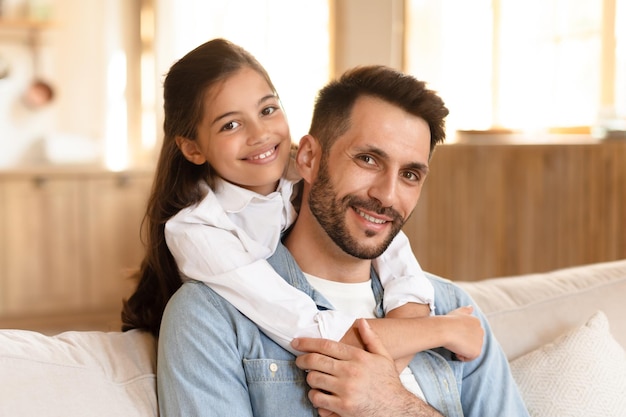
292, 319, 444, 417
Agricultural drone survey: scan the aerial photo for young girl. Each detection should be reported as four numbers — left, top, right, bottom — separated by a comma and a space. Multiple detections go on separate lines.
122, 38, 480, 363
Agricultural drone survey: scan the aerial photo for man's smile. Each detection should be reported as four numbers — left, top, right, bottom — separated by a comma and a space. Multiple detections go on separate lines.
355, 208, 388, 225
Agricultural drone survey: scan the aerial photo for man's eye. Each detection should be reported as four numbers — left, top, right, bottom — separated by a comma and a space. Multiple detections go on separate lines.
402, 171, 421, 182
357, 155, 376, 165
221, 121, 240, 131
261, 106, 278, 116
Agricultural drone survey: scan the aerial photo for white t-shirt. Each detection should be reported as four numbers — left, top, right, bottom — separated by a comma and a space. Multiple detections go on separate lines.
304, 273, 427, 402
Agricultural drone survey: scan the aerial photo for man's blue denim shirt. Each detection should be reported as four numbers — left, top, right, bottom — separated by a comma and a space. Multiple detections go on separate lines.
157, 242, 529, 417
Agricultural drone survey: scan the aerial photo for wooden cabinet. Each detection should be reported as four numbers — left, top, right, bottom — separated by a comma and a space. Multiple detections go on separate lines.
402, 140, 626, 282
0, 169, 153, 332
83, 174, 152, 310
1, 176, 83, 316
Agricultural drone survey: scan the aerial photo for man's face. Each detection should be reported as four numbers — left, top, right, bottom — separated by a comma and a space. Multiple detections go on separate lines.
308, 95, 431, 259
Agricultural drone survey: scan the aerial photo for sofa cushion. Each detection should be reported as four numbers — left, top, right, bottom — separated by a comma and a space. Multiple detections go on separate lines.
509, 311, 626, 417
458, 259, 626, 360
0, 329, 157, 417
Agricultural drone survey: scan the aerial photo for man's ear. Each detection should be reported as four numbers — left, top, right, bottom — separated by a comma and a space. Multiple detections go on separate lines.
295, 134, 321, 182
175, 136, 207, 165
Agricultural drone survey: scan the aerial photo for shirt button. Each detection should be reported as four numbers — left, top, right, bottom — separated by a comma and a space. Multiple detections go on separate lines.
269, 363, 278, 372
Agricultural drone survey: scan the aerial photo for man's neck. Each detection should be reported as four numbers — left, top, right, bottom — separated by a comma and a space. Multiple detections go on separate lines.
283, 209, 372, 284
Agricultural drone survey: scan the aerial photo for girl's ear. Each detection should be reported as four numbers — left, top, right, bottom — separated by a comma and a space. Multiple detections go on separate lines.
295, 134, 321, 182
176, 136, 207, 165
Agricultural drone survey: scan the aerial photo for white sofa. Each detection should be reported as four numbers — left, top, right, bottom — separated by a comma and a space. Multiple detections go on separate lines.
1, 259, 625, 417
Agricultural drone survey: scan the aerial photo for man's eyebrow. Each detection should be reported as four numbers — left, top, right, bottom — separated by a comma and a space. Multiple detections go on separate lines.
407, 161, 430, 175
211, 93, 278, 126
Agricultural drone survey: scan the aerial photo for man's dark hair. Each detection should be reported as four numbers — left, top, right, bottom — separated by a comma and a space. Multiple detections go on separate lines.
309, 65, 449, 158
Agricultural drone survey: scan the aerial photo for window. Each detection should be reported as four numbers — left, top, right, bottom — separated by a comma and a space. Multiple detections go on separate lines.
143, 0, 330, 154
405, 0, 625, 138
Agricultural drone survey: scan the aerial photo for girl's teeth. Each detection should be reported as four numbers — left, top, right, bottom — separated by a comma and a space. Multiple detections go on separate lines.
251, 148, 274, 160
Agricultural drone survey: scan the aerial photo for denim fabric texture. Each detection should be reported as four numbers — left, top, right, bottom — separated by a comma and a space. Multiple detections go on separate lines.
157, 242, 529, 417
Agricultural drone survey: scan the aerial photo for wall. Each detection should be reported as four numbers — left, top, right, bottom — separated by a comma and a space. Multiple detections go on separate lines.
1, 0, 405, 168
331, 0, 404, 76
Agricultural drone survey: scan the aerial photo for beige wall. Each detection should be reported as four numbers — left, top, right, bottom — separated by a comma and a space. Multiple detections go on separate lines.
331, 0, 404, 77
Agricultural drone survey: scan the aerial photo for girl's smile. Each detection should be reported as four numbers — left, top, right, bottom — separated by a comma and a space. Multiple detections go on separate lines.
243, 144, 279, 163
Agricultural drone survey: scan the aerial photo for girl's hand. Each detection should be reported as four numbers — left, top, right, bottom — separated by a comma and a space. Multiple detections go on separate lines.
444, 305, 484, 361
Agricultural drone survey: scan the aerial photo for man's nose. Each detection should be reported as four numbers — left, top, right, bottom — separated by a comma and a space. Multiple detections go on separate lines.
368, 171, 398, 208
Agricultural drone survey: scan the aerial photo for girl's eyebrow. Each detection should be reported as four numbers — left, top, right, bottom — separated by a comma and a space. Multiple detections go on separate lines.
259, 93, 279, 104
211, 93, 278, 126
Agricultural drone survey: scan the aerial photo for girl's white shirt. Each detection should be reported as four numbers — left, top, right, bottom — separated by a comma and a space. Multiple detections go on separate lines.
165, 163, 434, 354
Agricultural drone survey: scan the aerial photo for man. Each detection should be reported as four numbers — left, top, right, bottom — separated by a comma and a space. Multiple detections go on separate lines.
158, 66, 529, 416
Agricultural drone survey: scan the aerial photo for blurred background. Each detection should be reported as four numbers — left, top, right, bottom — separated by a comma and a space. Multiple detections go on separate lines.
0, 0, 624, 332
1, 0, 624, 169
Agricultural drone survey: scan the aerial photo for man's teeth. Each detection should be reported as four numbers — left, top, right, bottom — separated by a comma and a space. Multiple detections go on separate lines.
250, 147, 275, 160
357, 209, 386, 224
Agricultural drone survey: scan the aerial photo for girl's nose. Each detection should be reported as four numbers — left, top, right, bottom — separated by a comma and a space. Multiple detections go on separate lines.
247, 120, 269, 145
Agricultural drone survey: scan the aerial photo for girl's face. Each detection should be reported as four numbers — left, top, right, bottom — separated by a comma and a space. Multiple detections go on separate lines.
178, 67, 292, 195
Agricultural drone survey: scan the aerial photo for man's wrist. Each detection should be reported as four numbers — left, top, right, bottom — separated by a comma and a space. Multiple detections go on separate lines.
390, 390, 444, 417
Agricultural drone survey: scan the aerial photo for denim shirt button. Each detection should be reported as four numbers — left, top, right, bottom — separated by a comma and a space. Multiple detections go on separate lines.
269, 363, 278, 372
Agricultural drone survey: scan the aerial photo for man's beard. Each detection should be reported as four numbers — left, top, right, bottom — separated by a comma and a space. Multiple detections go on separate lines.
308, 157, 405, 259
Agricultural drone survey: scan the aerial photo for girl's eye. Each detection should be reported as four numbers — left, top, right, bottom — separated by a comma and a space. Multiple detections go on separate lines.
221, 121, 241, 131
261, 105, 278, 116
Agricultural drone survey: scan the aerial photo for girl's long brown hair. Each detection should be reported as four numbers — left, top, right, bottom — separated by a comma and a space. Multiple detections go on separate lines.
121, 38, 277, 336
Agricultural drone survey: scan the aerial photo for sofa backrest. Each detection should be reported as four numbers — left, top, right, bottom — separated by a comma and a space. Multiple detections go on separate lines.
1, 259, 624, 415
458, 259, 626, 360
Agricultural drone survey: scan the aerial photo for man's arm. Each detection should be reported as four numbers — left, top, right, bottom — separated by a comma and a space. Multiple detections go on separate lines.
293, 319, 444, 417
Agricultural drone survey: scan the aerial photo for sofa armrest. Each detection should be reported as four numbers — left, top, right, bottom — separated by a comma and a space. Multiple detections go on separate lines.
0, 329, 157, 417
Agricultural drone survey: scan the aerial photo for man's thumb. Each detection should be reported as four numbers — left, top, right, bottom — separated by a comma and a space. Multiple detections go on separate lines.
357, 318, 391, 359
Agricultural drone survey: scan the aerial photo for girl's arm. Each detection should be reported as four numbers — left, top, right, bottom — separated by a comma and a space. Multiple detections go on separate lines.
166, 221, 357, 354
167, 213, 481, 360
373, 230, 435, 314
371, 231, 483, 367
168, 222, 482, 361
340, 307, 485, 371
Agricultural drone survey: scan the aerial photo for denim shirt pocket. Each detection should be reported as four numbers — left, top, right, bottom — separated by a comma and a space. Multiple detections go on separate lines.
243, 359, 317, 416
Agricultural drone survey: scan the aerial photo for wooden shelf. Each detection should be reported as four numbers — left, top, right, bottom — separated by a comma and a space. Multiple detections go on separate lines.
0, 18, 54, 30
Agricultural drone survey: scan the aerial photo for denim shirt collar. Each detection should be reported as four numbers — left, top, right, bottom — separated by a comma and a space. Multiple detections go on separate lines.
268, 241, 385, 318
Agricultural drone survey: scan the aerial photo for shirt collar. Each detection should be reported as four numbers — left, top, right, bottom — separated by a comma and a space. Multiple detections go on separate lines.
212, 156, 301, 212
213, 176, 290, 213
